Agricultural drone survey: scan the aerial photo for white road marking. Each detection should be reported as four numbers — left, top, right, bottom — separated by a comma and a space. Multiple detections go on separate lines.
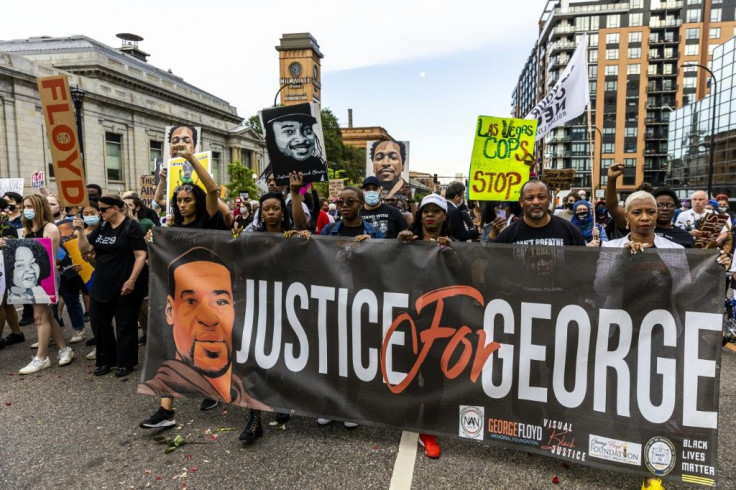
389, 431, 418, 490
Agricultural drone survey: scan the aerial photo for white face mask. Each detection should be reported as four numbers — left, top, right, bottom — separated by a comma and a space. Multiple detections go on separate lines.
240, 206, 248, 214
364, 191, 380, 206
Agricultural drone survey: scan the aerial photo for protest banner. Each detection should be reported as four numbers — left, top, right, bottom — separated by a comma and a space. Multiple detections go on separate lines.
365, 140, 410, 198
164, 126, 202, 164
140, 175, 156, 208
541, 168, 576, 191
260, 102, 328, 186
37, 75, 88, 208
328, 179, 344, 200
0, 178, 24, 197
140, 229, 723, 486
468, 116, 536, 201
525, 34, 589, 141
31, 172, 45, 189
3, 238, 57, 304
694, 213, 730, 249
165, 151, 211, 214
62, 237, 95, 286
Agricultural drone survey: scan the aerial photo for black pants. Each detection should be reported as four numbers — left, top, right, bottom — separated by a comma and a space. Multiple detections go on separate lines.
89, 295, 143, 369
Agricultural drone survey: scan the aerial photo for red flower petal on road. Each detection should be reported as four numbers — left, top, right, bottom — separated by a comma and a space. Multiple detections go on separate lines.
155, 475, 161, 480
210, 435, 217, 441
552, 476, 560, 484
5, 402, 10, 406
562, 463, 570, 469
190, 467, 198, 472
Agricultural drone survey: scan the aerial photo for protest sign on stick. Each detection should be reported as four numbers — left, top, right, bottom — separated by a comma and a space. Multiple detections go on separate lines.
468, 116, 536, 201
165, 152, 212, 214
140, 175, 156, 208
695, 213, 730, 249
31, 172, 45, 189
0, 178, 24, 196
328, 179, 344, 200
37, 75, 88, 208
541, 168, 576, 191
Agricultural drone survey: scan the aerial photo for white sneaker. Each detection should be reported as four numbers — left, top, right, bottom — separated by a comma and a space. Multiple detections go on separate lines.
86, 348, 96, 360
19, 356, 51, 374
30, 339, 53, 349
70, 330, 86, 343
344, 422, 358, 428
58, 347, 74, 366
316, 418, 333, 425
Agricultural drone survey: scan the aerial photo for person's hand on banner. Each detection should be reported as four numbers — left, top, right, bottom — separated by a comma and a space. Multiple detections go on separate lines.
284, 230, 311, 240
717, 249, 732, 270
144, 229, 154, 243
607, 162, 624, 181
398, 230, 418, 243
437, 236, 452, 250
624, 240, 652, 254
354, 234, 372, 242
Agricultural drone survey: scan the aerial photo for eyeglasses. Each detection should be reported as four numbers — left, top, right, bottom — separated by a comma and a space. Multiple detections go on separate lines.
656, 203, 676, 209
336, 198, 360, 207
98, 206, 112, 213
175, 184, 195, 193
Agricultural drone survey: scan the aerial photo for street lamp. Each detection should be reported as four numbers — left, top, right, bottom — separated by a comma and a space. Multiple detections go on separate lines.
69, 85, 86, 172
682, 63, 718, 197
273, 82, 297, 107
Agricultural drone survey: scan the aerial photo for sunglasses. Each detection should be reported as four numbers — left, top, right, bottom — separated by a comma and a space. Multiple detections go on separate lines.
656, 203, 676, 209
175, 184, 195, 193
98, 206, 112, 213
336, 198, 360, 207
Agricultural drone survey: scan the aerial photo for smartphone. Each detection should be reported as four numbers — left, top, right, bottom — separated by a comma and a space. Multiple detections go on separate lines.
497, 208, 507, 220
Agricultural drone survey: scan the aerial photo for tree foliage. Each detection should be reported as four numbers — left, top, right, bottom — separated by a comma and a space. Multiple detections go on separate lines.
225, 161, 259, 201
245, 114, 263, 136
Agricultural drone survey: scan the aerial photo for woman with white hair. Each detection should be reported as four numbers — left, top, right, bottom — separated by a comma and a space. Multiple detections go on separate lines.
602, 191, 682, 251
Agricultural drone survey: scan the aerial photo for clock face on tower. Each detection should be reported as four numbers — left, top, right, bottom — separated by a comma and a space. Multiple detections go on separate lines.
288, 62, 303, 77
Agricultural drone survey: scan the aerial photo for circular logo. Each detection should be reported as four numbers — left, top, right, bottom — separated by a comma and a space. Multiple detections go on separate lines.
56, 132, 71, 144
288, 62, 303, 77
644, 437, 676, 476
459, 406, 483, 438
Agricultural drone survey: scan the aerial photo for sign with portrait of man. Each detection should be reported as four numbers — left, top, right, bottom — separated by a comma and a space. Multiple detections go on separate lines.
2, 238, 57, 304
260, 102, 328, 186
365, 140, 410, 198
164, 125, 202, 163
165, 151, 212, 214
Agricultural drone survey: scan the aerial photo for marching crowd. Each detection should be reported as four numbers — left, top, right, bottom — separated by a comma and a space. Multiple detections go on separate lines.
0, 149, 733, 490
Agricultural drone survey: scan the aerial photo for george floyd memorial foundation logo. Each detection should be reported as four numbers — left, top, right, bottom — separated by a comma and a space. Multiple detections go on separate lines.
644, 437, 676, 476
588, 434, 642, 466
459, 405, 484, 440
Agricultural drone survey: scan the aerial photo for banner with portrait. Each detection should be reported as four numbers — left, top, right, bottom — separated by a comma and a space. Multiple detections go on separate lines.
165, 152, 212, 214
260, 102, 328, 186
164, 126, 202, 164
140, 229, 723, 486
365, 140, 410, 199
2, 238, 56, 304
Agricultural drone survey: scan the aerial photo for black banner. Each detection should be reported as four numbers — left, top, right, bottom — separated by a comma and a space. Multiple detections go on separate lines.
139, 228, 723, 486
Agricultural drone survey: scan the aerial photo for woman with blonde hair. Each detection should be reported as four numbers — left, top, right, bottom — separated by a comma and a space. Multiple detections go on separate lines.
14, 194, 73, 374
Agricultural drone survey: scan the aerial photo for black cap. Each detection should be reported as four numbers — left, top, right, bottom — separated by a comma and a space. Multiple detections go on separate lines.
263, 103, 317, 126
361, 176, 381, 188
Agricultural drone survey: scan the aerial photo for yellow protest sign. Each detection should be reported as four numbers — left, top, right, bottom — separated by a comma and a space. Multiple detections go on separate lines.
468, 116, 536, 201
166, 151, 211, 213
64, 237, 95, 284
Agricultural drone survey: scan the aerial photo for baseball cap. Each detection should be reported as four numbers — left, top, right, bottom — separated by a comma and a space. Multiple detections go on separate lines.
419, 194, 447, 212
361, 176, 381, 189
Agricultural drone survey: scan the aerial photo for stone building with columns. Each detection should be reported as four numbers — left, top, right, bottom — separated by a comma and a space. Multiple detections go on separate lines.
0, 35, 265, 196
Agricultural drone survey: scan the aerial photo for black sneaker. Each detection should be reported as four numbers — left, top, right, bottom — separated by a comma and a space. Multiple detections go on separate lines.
138, 334, 147, 345
4, 332, 25, 346
200, 398, 219, 411
139, 407, 176, 429
275, 412, 291, 424
19, 317, 34, 327
85, 338, 96, 346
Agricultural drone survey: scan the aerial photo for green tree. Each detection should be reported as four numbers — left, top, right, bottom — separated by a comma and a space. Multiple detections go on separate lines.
225, 161, 259, 201
245, 114, 263, 136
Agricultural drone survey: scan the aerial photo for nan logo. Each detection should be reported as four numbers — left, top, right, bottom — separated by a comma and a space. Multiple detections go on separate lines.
459, 405, 484, 440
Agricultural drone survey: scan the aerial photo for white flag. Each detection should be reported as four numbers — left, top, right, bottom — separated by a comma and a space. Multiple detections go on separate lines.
526, 34, 589, 141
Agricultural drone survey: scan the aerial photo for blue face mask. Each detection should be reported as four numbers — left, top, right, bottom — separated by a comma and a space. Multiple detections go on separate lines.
83, 216, 100, 226
23, 209, 35, 220
364, 191, 380, 206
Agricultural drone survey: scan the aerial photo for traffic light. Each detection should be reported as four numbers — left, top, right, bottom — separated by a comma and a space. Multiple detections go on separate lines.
433, 174, 438, 184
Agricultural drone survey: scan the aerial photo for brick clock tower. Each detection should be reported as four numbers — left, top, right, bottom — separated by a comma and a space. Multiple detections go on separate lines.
276, 33, 323, 107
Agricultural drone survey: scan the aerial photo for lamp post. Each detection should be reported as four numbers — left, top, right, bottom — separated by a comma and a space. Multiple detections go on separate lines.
273, 82, 296, 107
682, 63, 718, 197
69, 86, 86, 172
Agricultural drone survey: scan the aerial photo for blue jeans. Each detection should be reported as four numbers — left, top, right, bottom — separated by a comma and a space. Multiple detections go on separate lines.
54, 281, 85, 331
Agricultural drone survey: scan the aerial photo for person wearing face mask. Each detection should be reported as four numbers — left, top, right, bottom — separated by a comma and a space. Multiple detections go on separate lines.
553, 191, 580, 221
358, 176, 408, 239
3, 192, 24, 233
570, 200, 608, 246
233, 200, 253, 231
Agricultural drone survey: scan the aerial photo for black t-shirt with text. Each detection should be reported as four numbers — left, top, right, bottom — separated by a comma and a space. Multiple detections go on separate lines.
495, 215, 586, 246
654, 226, 695, 248
360, 204, 407, 239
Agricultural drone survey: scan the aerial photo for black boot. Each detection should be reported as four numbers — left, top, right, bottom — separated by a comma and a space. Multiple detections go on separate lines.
239, 409, 263, 443
275, 412, 291, 424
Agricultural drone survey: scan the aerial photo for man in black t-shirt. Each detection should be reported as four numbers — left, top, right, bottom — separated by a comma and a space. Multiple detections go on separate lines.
653, 187, 695, 248
359, 176, 408, 239
495, 180, 585, 246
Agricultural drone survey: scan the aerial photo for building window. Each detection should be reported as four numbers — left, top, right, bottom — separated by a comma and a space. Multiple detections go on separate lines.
711, 8, 722, 22
589, 50, 598, 62
590, 16, 600, 31
686, 28, 700, 40
625, 127, 638, 137
629, 13, 643, 27
628, 47, 641, 59
602, 143, 615, 154
211, 151, 221, 182
605, 80, 618, 91
608, 14, 620, 28
105, 133, 123, 181
627, 63, 641, 75
575, 16, 590, 31
710, 27, 721, 39
629, 32, 642, 43
685, 44, 699, 56
686, 9, 702, 23
623, 158, 636, 185
589, 81, 597, 94
606, 49, 619, 60
605, 65, 618, 76
149, 141, 162, 171
624, 141, 637, 153
606, 33, 619, 45
589, 34, 599, 47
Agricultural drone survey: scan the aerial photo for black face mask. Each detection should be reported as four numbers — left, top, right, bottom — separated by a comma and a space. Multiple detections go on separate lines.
566, 201, 575, 209
576, 212, 590, 221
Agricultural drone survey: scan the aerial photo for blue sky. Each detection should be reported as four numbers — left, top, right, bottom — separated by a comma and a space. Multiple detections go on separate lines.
5, 0, 550, 181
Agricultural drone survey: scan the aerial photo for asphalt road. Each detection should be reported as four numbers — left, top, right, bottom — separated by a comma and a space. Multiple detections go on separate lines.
2, 322, 735, 490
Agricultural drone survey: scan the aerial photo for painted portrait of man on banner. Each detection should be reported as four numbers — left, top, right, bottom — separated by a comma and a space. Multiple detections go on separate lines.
164, 125, 202, 163
140, 247, 269, 409
260, 102, 327, 185
365, 140, 410, 198
3, 238, 56, 304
